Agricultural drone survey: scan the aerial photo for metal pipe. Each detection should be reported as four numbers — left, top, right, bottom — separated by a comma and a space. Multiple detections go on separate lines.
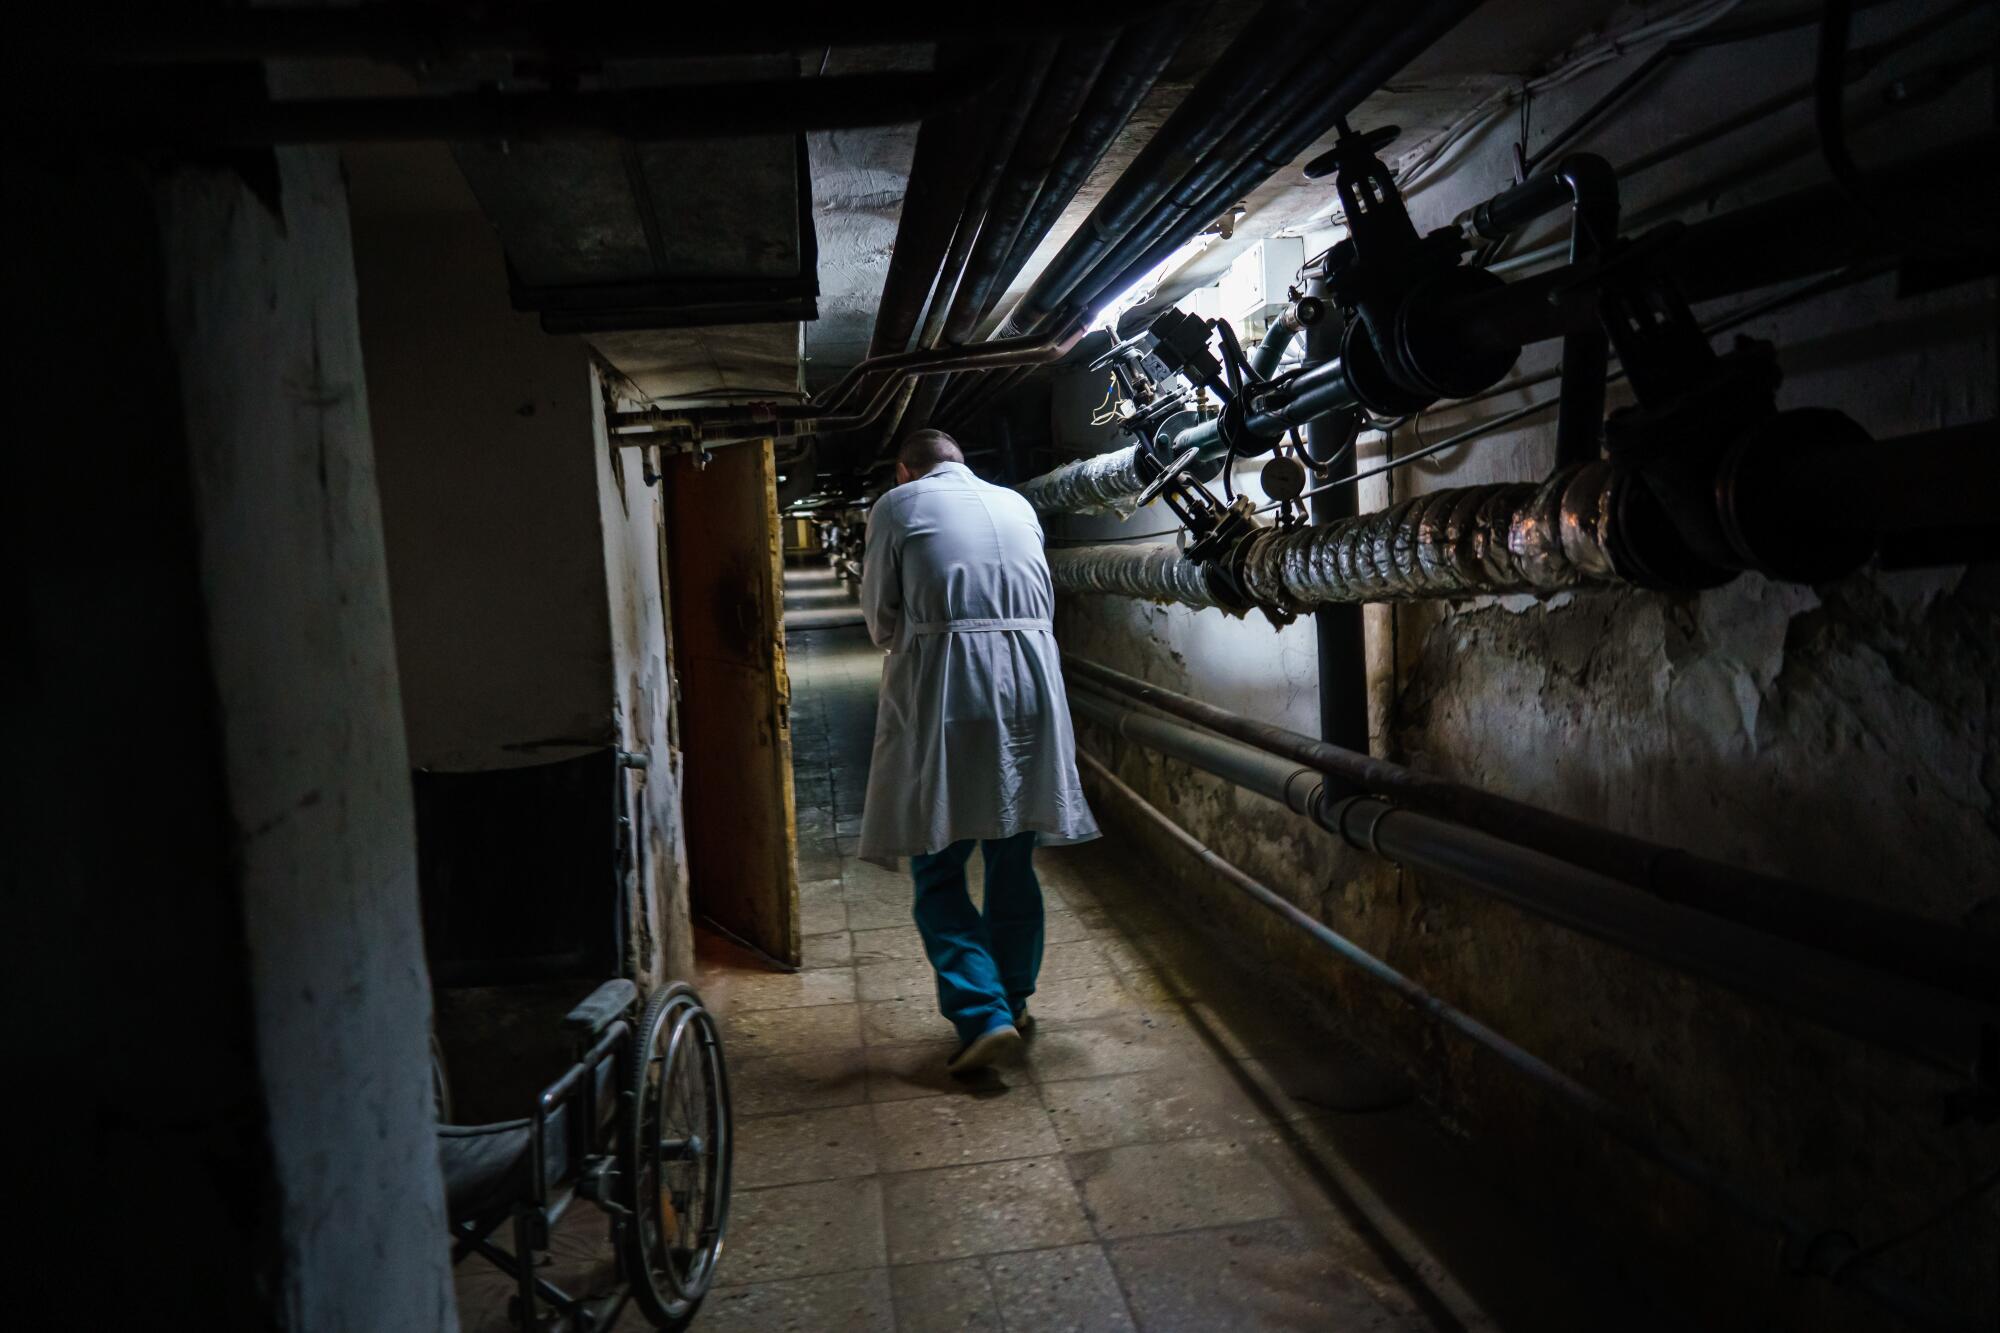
988, 21, 1191, 323
1248, 300, 1317, 379
614, 327, 1088, 443
938, 35, 1117, 348
1047, 540, 1221, 607
1002, 0, 1332, 333
1045, 464, 1621, 602
1054, 0, 1390, 324
1075, 747, 1984, 1333
1071, 0, 1480, 325
1069, 686, 1993, 1076
1302, 284, 1368, 755
864, 86, 990, 364
113, 72, 996, 147
1065, 654, 2000, 1007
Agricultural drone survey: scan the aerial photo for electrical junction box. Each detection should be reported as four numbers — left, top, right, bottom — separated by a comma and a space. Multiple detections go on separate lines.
1218, 237, 1305, 342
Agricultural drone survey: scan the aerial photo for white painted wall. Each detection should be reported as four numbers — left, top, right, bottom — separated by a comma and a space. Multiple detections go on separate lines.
356, 211, 617, 772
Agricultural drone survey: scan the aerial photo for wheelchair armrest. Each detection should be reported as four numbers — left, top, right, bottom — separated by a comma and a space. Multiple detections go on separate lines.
563, 978, 638, 1037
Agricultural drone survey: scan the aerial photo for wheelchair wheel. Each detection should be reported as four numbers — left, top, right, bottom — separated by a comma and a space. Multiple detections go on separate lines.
622, 984, 732, 1330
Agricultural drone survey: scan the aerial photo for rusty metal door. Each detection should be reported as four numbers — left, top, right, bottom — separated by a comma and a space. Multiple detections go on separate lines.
662, 440, 802, 964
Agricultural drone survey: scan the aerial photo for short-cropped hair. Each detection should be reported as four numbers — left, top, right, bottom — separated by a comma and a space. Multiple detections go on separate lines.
898, 428, 966, 475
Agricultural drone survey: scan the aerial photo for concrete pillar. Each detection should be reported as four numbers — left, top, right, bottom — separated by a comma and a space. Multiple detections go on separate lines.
12, 148, 455, 1327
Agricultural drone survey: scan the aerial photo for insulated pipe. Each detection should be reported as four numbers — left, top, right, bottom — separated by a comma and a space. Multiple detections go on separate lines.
1065, 654, 2000, 1007
1068, 686, 1996, 1078
1075, 749, 1983, 1333
1043, 464, 1624, 602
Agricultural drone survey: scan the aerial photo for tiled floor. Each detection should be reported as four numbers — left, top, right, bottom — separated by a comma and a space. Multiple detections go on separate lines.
683, 571, 1683, 1332
455, 569, 1679, 1330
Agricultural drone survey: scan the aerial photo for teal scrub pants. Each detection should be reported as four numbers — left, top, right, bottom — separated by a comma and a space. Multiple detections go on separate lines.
910, 831, 1044, 1046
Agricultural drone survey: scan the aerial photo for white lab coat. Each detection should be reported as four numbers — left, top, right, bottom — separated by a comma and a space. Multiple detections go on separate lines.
858, 462, 1098, 865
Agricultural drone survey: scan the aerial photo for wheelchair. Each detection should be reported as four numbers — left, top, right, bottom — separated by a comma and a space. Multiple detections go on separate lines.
437, 979, 733, 1331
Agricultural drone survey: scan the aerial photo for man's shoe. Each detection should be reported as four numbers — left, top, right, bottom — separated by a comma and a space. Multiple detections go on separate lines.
1015, 1010, 1036, 1039
946, 1023, 1024, 1076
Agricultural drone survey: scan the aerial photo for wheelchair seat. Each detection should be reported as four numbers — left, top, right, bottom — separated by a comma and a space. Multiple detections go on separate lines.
438, 1056, 616, 1224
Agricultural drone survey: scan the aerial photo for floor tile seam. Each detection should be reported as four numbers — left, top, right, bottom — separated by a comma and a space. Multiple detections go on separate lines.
1049, 1131, 1148, 1333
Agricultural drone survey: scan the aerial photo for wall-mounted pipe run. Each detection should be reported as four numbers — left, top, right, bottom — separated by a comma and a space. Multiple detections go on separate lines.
1064, 653, 2000, 1008
1046, 463, 1628, 607
1075, 749, 1984, 1333
1067, 685, 1997, 1081
1014, 134, 2000, 517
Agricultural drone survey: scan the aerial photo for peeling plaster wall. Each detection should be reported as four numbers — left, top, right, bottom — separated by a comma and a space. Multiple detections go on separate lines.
593, 371, 695, 983
1051, 6, 1998, 1327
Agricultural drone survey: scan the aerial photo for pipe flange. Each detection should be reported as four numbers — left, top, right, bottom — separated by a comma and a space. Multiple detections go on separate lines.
1394, 267, 1521, 401
1340, 318, 1433, 416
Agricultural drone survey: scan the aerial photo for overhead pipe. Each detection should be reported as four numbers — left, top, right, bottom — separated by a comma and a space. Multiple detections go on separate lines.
935, 34, 1120, 347
1076, 749, 1985, 1333
1068, 685, 1996, 1079
1065, 653, 2000, 1007
998, 0, 1334, 337
888, 43, 1061, 444
863, 76, 993, 365
985, 21, 1193, 325
950, 0, 1476, 422
1015, 131, 2000, 516
1063, 0, 1472, 328
610, 327, 1090, 448
1068, 0, 1481, 329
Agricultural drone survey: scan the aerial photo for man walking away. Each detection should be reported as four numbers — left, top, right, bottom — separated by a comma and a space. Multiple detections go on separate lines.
858, 429, 1098, 1074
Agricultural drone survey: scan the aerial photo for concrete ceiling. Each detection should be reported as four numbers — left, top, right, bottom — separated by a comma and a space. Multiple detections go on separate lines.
336, 2, 1641, 409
